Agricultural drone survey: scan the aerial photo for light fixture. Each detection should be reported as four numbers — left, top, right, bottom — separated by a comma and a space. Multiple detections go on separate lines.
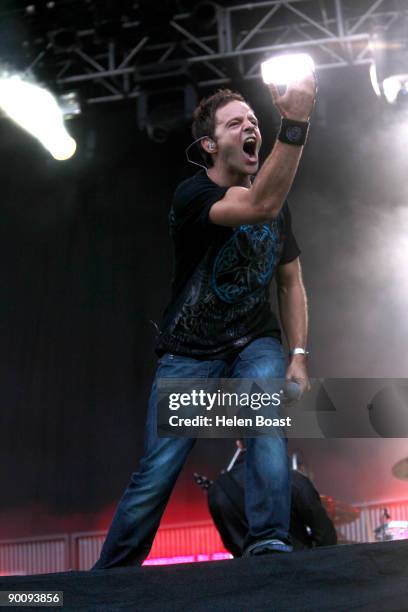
0, 74, 77, 160
369, 24, 408, 105
58, 91, 81, 119
382, 75, 408, 104
136, 61, 197, 143
261, 53, 315, 86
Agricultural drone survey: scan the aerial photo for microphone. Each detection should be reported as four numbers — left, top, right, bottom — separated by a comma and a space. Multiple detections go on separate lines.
281, 380, 302, 403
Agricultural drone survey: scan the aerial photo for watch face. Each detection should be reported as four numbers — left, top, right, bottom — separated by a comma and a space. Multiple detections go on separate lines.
285, 126, 303, 143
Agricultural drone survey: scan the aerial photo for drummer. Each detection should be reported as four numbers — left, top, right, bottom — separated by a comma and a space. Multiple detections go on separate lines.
208, 441, 337, 555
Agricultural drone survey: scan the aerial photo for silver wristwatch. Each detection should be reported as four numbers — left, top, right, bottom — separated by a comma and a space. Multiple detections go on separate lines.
289, 347, 309, 357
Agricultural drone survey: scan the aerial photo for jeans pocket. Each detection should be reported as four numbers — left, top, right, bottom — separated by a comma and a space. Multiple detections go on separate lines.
157, 353, 211, 378
238, 337, 285, 361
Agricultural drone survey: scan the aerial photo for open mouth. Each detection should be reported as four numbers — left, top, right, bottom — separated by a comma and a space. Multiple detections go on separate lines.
242, 137, 258, 163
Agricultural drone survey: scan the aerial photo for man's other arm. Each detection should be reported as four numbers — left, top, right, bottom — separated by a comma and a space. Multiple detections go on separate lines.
276, 257, 310, 392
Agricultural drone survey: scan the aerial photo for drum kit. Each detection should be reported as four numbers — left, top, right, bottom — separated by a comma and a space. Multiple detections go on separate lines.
320, 495, 360, 527
195, 452, 408, 543
322, 456, 408, 543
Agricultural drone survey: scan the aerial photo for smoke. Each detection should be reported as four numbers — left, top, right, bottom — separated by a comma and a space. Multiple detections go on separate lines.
284, 69, 408, 503
288, 81, 408, 378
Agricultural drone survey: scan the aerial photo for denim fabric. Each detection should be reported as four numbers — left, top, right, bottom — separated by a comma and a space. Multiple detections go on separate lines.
92, 337, 290, 569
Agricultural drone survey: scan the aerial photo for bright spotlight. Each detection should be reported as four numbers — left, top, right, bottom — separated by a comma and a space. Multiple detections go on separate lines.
261, 53, 315, 86
0, 74, 77, 160
46, 135, 77, 160
369, 26, 408, 106
382, 74, 408, 104
369, 63, 382, 98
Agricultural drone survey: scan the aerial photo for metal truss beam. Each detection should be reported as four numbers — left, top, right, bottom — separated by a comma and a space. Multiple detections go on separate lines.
21, 0, 405, 104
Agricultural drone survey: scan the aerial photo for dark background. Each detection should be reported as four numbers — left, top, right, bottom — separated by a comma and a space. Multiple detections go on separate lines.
0, 64, 407, 539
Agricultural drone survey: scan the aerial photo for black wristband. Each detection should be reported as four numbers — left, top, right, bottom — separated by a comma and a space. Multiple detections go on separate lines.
278, 118, 309, 146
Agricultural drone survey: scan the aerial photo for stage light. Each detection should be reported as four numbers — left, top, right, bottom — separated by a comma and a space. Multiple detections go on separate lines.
369, 25, 408, 105
136, 65, 197, 143
261, 53, 315, 86
45, 134, 76, 160
0, 74, 77, 160
369, 63, 382, 98
58, 91, 81, 119
382, 75, 408, 104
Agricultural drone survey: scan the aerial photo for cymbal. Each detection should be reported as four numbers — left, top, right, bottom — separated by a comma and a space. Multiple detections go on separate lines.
392, 457, 408, 481
320, 495, 361, 525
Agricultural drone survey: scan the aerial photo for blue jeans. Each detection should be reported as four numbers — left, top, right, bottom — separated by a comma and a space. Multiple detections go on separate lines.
93, 337, 290, 568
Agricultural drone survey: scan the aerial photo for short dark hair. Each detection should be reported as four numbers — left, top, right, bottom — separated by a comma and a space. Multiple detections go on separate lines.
191, 88, 247, 166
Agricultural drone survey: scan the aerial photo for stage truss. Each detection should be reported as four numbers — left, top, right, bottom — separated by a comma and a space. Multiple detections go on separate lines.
2, 0, 407, 104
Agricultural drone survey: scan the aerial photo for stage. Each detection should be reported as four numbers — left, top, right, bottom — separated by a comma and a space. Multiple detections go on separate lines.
0, 540, 406, 611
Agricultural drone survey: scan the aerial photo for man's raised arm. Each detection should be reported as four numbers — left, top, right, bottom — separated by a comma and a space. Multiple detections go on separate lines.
209, 74, 317, 227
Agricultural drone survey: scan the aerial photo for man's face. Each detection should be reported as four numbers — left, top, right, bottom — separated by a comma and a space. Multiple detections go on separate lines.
212, 100, 262, 175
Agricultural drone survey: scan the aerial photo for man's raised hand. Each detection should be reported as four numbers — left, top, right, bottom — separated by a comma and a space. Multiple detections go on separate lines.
268, 71, 317, 122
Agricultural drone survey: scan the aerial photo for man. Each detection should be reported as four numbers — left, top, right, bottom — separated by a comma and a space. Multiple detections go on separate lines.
93, 74, 316, 568
207, 442, 337, 556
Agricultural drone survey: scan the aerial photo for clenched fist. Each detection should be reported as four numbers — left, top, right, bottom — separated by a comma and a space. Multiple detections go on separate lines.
268, 71, 317, 122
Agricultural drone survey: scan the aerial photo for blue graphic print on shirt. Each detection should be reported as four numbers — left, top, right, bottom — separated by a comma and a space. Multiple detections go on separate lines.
212, 222, 282, 304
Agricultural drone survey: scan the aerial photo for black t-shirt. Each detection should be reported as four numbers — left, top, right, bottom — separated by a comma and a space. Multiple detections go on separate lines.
155, 170, 300, 360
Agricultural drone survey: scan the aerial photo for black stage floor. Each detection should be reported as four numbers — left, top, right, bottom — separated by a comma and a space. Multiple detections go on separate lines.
0, 540, 407, 611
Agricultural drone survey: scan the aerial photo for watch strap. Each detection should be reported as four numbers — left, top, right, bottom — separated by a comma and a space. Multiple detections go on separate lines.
289, 347, 309, 357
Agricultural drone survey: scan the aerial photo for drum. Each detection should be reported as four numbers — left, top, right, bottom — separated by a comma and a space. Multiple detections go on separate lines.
374, 520, 408, 541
